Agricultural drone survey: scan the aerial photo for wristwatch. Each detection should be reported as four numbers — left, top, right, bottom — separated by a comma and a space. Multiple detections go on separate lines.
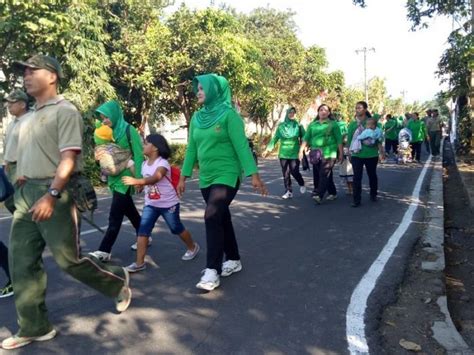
48, 188, 61, 199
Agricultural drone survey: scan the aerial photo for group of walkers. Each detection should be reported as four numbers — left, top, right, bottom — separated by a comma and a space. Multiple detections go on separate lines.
0, 54, 445, 351
0, 55, 266, 350
266, 103, 445, 208
267, 101, 384, 208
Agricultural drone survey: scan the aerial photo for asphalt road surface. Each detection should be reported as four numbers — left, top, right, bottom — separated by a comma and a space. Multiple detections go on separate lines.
0, 156, 433, 354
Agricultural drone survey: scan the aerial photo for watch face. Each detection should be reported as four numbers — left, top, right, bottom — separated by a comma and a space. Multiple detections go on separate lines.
49, 188, 59, 197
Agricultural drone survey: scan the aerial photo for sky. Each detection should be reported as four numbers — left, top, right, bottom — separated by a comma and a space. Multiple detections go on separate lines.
167, 0, 455, 103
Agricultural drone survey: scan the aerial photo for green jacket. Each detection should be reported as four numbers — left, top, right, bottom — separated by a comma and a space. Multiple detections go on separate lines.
182, 110, 258, 188
407, 120, 427, 143
95, 101, 144, 194
303, 119, 342, 159
347, 119, 382, 158
267, 124, 305, 159
384, 119, 399, 141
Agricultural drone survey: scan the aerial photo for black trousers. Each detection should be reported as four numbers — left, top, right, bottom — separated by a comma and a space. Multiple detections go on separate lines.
385, 139, 398, 154
0, 241, 10, 283
351, 156, 379, 204
279, 159, 305, 192
99, 189, 141, 253
411, 142, 422, 161
201, 184, 239, 274
312, 158, 337, 198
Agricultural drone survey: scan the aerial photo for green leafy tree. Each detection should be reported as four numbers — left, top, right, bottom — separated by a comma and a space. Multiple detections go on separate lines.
0, 1, 115, 112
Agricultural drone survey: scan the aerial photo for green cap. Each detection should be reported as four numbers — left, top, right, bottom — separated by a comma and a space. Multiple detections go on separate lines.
4, 89, 28, 103
13, 54, 63, 79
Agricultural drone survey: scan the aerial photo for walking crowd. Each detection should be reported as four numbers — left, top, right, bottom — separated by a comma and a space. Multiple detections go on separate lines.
0, 54, 445, 350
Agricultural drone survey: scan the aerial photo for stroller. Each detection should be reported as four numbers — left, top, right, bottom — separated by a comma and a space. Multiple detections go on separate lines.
397, 128, 412, 164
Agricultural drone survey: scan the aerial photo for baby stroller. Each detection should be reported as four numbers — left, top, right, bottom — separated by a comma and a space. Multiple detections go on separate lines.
397, 128, 412, 164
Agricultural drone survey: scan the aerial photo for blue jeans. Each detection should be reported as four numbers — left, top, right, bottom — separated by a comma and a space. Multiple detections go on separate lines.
138, 204, 185, 237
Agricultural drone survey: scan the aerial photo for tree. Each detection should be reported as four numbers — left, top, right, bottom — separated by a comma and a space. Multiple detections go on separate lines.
157, 5, 264, 128
0, 1, 115, 112
353, 0, 473, 152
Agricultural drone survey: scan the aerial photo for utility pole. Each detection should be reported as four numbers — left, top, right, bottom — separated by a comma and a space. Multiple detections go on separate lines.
355, 47, 375, 103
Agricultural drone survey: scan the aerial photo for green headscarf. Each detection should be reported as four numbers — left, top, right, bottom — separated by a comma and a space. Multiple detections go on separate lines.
192, 74, 233, 129
95, 100, 129, 141
278, 107, 300, 138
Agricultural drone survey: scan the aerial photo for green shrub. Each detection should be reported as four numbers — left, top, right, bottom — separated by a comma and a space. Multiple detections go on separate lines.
170, 143, 187, 166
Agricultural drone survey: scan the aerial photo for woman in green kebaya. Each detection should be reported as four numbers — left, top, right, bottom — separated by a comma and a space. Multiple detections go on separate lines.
299, 104, 343, 204
264, 107, 306, 199
178, 74, 267, 292
407, 112, 428, 163
347, 101, 385, 207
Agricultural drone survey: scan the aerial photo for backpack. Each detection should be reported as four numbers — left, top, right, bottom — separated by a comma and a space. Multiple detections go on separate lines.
165, 166, 181, 192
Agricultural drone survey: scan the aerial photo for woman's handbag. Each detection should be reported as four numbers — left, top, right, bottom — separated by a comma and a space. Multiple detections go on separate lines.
0, 167, 14, 202
309, 149, 322, 165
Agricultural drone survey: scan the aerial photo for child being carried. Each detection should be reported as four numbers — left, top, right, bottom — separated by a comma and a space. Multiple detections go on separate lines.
94, 123, 135, 178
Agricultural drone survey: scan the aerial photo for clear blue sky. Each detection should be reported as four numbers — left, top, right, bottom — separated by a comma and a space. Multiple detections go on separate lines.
168, 0, 455, 103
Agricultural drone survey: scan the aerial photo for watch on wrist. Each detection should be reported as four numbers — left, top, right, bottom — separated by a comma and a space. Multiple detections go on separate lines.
48, 188, 61, 199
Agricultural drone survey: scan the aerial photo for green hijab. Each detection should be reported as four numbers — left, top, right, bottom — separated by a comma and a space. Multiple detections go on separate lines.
192, 74, 233, 129
95, 100, 129, 141
278, 107, 299, 138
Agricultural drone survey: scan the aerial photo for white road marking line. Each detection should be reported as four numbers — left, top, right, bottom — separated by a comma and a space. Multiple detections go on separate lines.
346, 156, 432, 354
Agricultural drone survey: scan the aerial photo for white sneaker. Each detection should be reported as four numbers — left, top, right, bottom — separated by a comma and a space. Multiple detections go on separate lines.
196, 269, 220, 291
2, 329, 57, 350
221, 260, 242, 277
130, 237, 153, 251
326, 194, 337, 201
182, 242, 200, 261
88, 250, 111, 262
282, 191, 293, 199
299, 186, 307, 194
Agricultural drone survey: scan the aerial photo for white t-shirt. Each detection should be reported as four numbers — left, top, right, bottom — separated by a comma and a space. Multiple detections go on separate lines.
142, 157, 179, 208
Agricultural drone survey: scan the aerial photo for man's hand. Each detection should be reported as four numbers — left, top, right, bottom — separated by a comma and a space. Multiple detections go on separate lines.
29, 194, 56, 222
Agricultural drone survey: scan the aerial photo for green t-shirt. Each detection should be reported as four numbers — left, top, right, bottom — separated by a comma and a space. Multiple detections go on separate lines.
384, 119, 399, 141
267, 124, 305, 159
407, 120, 427, 143
347, 119, 382, 158
182, 109, 258, 188
303, 120, 342, 159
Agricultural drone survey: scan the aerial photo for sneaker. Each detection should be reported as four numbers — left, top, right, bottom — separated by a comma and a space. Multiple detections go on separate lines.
312, 195, 322, 204
299, 186, 307, 194
88, 250, 111, 262
221, 260, 242, 277
326, 194, 337, 201
2, 329, 57, 350
281, 191, 293, 199
351, 202, 361, 208
0, 283, 13, 298
115, 268, 132, 312
182, 242, 200, 261
196, 269, 220, 291
125, 262, 146, 273
130, 237, 153, 251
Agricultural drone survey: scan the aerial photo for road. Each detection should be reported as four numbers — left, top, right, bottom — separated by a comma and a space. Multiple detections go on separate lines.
0, 156, 433, 354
